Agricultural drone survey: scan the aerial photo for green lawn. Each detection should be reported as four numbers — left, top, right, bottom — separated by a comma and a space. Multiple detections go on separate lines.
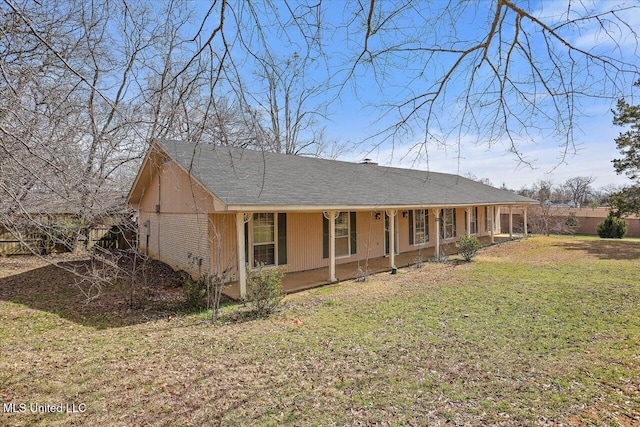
1, 236, 639, 426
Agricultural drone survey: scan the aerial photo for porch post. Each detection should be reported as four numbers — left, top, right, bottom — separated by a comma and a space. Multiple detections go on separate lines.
387, 210, 397, 269
509, 205, 513, 239
490, 206, 495, 244
236, 212, 247, 298
329, 210, 337, 282
466, 207, 471, 237
524, 205, 528, 236
434, 209, 441, 259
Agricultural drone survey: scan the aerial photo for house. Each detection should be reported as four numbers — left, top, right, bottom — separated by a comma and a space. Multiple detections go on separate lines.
126, 139, 537, 297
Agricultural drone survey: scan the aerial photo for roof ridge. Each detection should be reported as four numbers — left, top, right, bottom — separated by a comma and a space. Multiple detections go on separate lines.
155, 138, 460, 178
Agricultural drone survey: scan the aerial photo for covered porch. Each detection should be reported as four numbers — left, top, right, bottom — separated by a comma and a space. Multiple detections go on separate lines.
223, 234, 517, 300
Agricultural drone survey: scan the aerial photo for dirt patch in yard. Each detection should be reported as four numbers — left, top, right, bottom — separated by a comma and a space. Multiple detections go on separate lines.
0, 253, 186, 329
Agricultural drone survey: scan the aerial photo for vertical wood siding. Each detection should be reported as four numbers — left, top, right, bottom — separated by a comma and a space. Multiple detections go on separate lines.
209, 214, 238, 277
286, 212, 325, 272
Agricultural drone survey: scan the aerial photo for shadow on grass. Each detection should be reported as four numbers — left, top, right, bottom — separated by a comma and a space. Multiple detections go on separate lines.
552, 238, 640, 261
0, 259, 187, 329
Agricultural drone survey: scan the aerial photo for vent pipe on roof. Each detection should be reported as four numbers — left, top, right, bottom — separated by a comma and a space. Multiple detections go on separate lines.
361, 158, 378, 165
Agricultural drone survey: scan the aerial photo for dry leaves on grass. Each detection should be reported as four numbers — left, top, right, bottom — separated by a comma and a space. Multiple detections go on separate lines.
0, 253, 185, 328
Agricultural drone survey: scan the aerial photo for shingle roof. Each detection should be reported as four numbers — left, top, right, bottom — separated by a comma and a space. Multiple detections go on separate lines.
156, 139, 536, 208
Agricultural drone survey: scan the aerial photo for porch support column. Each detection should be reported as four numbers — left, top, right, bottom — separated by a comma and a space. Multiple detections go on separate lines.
509, 205, 513, 239
490, 206, 495, 244
236, 212, 248, 298
325, 211, 337, 283
524, 205, 528, 236
434, 209, 441, 259
387, 209, 397, 269
466, 207, 471, 237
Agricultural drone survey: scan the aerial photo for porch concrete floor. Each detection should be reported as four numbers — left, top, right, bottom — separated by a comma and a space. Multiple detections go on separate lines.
223, 235, 518, 300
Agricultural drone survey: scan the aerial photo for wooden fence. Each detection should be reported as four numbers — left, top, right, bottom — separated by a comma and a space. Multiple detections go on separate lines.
0, 224, 136, 256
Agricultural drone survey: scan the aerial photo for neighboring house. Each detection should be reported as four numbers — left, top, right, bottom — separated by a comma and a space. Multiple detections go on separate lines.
127, 139, 537, 297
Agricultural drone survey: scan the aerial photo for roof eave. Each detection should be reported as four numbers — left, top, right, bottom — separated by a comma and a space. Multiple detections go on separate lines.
225, 200, 537, 212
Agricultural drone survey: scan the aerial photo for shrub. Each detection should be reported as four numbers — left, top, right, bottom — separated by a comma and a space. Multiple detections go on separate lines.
246, 264, 286, 317
565, 212, 579, 228
183, 276, 208, 309
456, 236, 481, 261
209, 271, 233, 322
565, 212, 580, 235
356, 266, 369, 282
596, 213, 627, 239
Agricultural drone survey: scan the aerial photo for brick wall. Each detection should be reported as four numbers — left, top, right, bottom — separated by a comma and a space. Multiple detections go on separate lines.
500, 210, 640, 237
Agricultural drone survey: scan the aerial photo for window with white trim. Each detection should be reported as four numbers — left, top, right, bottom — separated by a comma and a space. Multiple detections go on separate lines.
335, 211, 350, 257
253, 213, 275, 266
465, 207, 478, 234
414, 209, 429, 244
442, 208, 456, 239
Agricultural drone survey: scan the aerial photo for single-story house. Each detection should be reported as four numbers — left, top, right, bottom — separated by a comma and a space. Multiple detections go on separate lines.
127, 139, 537, 297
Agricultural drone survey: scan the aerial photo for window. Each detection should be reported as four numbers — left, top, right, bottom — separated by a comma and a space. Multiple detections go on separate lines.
253, 213, 275, 266
414, 209, 429, 244
442, 208, 456, 239
322, 212, 356, 259
335, 211, 350, 257
485, 206, 495, 232
465, 207, 478, 234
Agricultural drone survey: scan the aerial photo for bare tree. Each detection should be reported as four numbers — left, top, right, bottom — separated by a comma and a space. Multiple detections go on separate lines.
519, 180, 562, 235
171, 1, 640, 168
212, 0, 334, 157
1, 0, 253, 250
0, 0, 249, 301
590, 184, 622, 207
562, 176, 596, 208
340, 1, 640, 167
247, 52, 331, 155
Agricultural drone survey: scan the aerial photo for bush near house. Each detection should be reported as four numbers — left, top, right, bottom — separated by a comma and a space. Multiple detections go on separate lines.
246, 264, 286, 317
596, 213, 628, 238
183, 275, 209, 309
456, 236, 481, 261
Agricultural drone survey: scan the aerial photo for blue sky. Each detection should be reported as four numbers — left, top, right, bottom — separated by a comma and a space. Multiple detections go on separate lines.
190, 0, 640, 190
315, 0, 640, 190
